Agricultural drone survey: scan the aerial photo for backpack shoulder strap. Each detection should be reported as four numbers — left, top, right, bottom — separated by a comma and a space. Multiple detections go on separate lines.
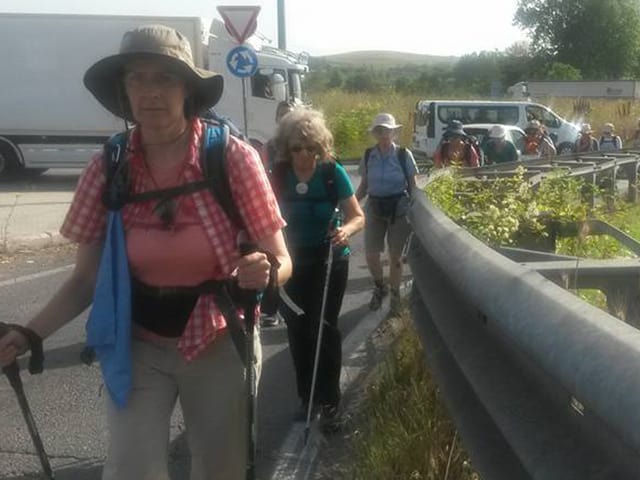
201, 122, 237, 225
102, 131, 130, 210
320, 161, 339, 207
364, 147, 374, 173
200, 122, 247, 231
397, 146, 410, 185
270, 160, 290, 199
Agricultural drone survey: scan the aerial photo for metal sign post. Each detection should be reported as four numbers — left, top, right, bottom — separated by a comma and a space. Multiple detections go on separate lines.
218, 5, 261, 140
226, 45, 259, 138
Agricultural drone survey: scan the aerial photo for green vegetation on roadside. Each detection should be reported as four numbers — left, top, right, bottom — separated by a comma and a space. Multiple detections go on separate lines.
310, 88, 640, 480
346, 317, 479, 480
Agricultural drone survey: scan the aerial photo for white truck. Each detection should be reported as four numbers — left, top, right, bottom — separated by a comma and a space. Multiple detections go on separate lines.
0, 13, 307, 178
508, 80, 640, 100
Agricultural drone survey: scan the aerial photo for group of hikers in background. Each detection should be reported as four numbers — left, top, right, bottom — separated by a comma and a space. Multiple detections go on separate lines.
0, 24, 418, 480
433, 117, 630, 169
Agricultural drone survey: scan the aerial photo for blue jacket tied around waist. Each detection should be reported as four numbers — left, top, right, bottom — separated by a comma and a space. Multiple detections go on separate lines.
86, 211, 132, 409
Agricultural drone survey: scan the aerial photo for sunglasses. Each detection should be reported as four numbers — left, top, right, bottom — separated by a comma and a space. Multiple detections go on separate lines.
290, 145, 316, 154
373, 126, 392, 135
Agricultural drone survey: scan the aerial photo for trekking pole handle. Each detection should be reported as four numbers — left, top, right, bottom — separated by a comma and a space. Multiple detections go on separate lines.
0, 322, 44, 375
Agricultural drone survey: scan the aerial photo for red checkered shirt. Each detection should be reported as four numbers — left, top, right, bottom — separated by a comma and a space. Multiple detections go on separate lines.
61, 119, 285, 361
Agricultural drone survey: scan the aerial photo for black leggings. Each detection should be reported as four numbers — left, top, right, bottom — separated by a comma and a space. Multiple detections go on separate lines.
281, 254, 349, 408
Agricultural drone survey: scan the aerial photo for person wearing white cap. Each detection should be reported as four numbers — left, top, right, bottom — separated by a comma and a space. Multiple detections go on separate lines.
599, 123, 623, 152
355, 113, 418, 315
482, 125, 519, 164
575, 123, 599, 153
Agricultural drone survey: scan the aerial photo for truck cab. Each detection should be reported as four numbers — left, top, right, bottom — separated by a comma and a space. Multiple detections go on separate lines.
207, 19, 307, 152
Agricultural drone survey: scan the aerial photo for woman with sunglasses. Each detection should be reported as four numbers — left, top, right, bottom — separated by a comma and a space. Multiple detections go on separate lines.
272, 108, 364, 425
0, 25, 291, 479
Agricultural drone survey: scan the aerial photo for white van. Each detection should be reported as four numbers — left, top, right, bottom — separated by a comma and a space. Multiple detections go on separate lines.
412, 100, 580, 158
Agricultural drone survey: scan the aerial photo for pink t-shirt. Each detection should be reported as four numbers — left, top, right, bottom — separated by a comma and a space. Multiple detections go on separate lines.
125, 155, 218, 286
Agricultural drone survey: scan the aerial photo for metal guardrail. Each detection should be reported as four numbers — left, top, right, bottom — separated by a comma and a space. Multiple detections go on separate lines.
457, 151, 640, 204
407, 192, 640, 479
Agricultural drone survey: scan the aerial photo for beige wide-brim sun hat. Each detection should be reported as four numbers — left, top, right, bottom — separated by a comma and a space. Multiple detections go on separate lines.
84, 24, 224, 121
369, 113, 402, 132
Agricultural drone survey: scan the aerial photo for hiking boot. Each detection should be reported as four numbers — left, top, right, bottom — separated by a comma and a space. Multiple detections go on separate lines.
319, 404, 343, 433
260, 311, 282, 328
369, 282, 388, 311
389, 289, 402, 316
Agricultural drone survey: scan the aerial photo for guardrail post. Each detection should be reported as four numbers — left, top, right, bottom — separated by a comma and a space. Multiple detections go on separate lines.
625, 160, 638, 203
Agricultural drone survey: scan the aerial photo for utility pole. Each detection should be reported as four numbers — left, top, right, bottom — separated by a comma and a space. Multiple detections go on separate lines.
277, 0, 286, 50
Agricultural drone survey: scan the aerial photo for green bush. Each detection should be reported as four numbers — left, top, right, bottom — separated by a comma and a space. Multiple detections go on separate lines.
426, 167, 592, 247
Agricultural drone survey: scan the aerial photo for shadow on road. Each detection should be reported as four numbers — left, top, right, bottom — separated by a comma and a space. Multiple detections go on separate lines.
0, 171, 80, 193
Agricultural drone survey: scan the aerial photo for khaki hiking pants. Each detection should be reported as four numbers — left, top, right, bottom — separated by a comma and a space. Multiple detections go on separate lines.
101, 330, 261, 480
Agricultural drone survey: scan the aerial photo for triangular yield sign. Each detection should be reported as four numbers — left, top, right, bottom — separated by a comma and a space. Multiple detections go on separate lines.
217, 5, 261, 44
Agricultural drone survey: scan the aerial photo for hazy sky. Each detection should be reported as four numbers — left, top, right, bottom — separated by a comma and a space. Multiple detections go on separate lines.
1, 0, 527, 56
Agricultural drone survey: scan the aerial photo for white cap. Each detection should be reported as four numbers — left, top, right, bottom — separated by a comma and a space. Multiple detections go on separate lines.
369, 113, 402, 131
489, 125, 506, 139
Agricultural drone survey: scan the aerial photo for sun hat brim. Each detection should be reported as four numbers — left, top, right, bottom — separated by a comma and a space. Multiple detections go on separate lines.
83, 51, 224, 121
443, 128, 467, 139
369, 122, 402, 132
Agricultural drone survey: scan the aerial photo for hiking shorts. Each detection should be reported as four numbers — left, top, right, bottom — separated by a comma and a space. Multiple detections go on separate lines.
364, 207, 412, 257
102, 330, 261, 480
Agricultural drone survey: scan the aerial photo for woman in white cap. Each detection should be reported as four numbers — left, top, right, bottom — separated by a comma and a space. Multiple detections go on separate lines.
0, 24, 292, 479
599, 123, 623, 152
482, 125, 519, 164
355, 113, 418, 315
575, 123, 599, 153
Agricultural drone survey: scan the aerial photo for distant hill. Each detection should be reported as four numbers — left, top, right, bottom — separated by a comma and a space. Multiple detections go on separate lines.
310, 50, 458, 68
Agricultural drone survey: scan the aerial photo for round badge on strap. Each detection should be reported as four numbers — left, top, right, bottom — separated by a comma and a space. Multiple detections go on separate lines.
295, 182, 309, 195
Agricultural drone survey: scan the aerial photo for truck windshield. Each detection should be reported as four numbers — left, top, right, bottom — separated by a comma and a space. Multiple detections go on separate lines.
289, 70, 303, 101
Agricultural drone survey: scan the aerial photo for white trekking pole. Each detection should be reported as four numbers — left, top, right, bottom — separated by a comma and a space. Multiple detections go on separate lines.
304, 208, 339, 444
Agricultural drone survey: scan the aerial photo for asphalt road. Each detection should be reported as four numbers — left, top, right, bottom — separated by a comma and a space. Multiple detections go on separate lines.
0, 167, 393, 479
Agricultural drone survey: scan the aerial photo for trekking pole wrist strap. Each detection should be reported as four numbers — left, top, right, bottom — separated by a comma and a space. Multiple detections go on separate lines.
0, 323, 44, 374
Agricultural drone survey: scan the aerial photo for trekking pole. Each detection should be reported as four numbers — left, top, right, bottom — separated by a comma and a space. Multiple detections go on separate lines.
0, 324, 54, 479
304, 208, 339, 445
238, 240, 259, 480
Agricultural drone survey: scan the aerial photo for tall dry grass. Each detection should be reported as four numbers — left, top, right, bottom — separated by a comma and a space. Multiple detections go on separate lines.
540, 98, 640, 141
309, 90, 418, 158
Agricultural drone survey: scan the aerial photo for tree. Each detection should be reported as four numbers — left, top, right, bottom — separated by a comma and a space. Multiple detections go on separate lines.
545, 62, 583, 80
514, 0, 640, 78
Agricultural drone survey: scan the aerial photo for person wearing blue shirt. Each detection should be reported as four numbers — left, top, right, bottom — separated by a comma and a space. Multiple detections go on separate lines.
272, 108, 364, 425
356, 113, 418, 315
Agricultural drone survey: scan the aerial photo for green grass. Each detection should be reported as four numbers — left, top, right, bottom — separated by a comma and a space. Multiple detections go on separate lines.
346, 317, 480, 480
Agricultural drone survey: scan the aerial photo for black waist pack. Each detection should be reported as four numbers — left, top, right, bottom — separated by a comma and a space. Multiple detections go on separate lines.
131, 278, 203, 337
368, 193, 406, 221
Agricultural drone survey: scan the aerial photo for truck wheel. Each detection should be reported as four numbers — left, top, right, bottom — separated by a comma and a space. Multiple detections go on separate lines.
557, 142, 575, 155
0, 143, 21, 179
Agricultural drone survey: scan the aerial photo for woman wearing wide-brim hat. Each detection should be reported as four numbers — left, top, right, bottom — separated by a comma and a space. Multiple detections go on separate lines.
0, 24, 292, 479
355, 113, 419, 316
433, 120, 480, 168
575, 123, 599, 153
